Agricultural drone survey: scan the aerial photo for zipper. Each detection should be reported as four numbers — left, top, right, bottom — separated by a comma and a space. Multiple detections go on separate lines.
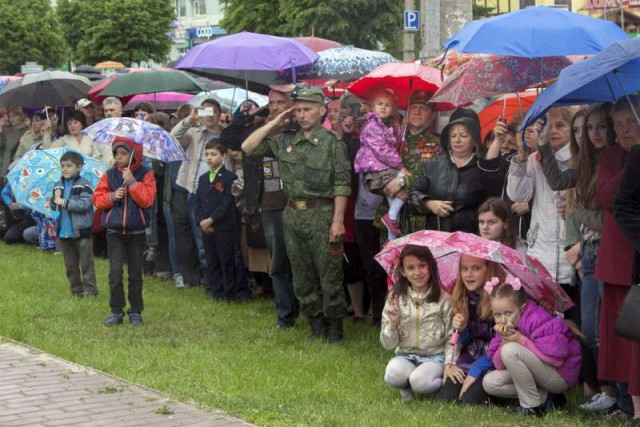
415, 301, 421, 351
122, 188, 128, 233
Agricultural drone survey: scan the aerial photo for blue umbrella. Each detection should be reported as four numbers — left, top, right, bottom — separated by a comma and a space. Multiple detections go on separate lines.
521, 37, 640, 129
445, 6, 628, 58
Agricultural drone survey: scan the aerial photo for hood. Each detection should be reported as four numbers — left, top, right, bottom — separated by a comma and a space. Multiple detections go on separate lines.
440, 116, 481, 152
112, 136, 144, 171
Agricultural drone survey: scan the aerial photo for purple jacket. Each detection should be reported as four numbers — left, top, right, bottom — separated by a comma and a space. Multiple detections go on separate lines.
354, 112, 403, 173
487, 301, 581, 386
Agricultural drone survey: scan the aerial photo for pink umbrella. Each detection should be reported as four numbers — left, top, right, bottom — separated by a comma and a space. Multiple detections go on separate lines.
374, 230, 573, 314
294, 36, 341, 52
123, 92, 195, 111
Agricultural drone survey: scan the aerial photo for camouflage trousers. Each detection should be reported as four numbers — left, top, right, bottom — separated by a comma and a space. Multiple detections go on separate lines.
282, 204, 347, 321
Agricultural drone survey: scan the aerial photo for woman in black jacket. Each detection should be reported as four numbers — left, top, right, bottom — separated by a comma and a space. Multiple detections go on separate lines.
409, 110, 503, 233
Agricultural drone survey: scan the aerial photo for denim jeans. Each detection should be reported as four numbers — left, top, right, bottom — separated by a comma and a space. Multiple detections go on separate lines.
106, 232, 146, 314
262, 210, 298, 326
162, 203, 179, 275
187, 193, 207, 271
580, 239, 603, 358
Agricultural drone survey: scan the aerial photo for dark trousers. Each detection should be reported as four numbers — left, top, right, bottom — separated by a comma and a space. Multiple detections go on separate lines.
58, 237, 97, 296
171, 190, 201, 286
107, 232, 145, 314
355, 219, 388, 322
203, 229, 249, 300
436, 377, 491, 405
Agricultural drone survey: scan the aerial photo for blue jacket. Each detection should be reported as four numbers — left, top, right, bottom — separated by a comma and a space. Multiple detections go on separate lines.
50, 175, 94, 238
193, 166, 237, 232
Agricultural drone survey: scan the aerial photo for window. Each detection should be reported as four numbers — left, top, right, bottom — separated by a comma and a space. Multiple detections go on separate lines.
520, 0, 536, 8
176, 0, 186, 17
193, 0, 206, 16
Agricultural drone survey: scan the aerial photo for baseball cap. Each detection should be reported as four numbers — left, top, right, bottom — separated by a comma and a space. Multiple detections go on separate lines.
75, 98, 93, 110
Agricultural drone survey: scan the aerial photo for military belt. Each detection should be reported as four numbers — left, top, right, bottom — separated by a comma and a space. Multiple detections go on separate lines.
287, 198, 332, 211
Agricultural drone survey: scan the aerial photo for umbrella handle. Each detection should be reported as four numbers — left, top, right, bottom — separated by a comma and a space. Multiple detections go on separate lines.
614, 71, 640, 125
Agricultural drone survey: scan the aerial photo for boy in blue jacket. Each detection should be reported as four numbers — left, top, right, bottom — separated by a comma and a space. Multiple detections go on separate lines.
51, 150, 98, 297
194, 140, 249, 301
94, 137, 156, 326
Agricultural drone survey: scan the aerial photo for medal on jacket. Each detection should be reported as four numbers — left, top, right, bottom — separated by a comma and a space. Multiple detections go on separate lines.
286, 145, 293, 153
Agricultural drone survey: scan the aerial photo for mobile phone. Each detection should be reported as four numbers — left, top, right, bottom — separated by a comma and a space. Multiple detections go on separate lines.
198, 107, 214, 117
350, 103, 361, 118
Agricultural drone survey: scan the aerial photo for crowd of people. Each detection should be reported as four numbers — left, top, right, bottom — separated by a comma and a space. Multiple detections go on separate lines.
0, 80, 639, 421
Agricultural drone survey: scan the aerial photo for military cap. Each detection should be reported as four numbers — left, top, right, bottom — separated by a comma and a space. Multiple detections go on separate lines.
408, 90, 432, 107
293, 88, 325, 105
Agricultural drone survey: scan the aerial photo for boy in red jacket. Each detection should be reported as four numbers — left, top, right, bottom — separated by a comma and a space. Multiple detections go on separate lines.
93, 136, 156, 326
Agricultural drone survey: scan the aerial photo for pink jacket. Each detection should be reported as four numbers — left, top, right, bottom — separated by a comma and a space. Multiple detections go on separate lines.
487, 301, 582, 386
354, 112, 403, 173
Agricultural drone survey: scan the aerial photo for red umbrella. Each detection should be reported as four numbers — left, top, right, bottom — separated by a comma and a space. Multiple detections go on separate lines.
88, 77, 116, 103
348, 63, 452, 110
294, 36, 341, 52
478, 92, 537, 140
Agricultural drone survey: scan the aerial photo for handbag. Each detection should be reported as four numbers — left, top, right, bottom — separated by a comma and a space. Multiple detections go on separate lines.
614, 284, 640, 344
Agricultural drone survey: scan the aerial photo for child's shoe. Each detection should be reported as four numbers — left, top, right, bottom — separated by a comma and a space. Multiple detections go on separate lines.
174, 274, 185, 288
399, 387, 414, 402
381, 213, 403, 238
129, 313, 144, 326
579, 392, 616, 412
104, 313, 124, 326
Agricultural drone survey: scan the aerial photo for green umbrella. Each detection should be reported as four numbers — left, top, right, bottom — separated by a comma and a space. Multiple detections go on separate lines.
98, 69, 207, 97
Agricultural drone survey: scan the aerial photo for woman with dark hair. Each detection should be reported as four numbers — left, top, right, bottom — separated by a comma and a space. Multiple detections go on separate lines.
132, 102, 155, 121
477, 197, 526, 252
50, 110, 113, 166
409, 109, 504, 233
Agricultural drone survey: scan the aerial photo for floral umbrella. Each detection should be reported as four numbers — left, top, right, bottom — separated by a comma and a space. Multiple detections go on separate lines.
431, 55, 573, 108
300, 46, 398, 81
374, 230, 573, 313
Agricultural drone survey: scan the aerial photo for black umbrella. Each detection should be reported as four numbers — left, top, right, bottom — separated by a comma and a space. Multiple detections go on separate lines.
0, 71, 92, 107
74, 64, 101, 74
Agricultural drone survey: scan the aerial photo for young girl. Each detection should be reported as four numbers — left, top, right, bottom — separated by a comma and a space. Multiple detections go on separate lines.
477, 197, 527, 253
354, 89, 407, 239
482, 279, 582, 416
437, 255, 505, 405
380, 245, 453, 401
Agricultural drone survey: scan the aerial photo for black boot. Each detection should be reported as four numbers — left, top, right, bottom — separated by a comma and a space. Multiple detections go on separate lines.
307, 316, 327, 341
327, 318, 343, 344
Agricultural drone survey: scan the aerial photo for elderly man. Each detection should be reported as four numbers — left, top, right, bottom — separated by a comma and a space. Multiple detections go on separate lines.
220, 86, 299, 329
242, 89, 351, 343
102, 97, 123, 118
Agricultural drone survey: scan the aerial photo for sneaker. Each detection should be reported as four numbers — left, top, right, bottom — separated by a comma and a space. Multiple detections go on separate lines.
579, 392, 616, 412
381, 213, 403, 237
104, 314, 124, 326
144, 246, 158, 262
129, 313, 144, 326
174, 274, 185, 288
399, 387, 414, 402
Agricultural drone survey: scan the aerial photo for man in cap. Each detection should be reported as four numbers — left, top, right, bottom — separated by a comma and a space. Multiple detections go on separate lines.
242, 88, 351, 343
76, 98, 96, 126
384, 90, 440, 232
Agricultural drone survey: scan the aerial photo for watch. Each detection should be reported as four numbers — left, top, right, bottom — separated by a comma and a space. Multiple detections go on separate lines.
397, 176, 405, 187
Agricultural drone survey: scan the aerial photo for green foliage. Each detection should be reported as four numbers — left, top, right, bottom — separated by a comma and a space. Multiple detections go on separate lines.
220, 0, 403, 55
56, 0, 175, 66
0, 0, 65, 74
473, 4, 495, 19
0, 243, 616, 427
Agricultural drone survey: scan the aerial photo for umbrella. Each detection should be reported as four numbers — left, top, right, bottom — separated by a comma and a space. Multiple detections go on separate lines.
348, 63, 450, 110
123, 92, 196, 111
294, 36, 341, 52
6, 147, 107, 218
74, 65, 101, 75
430, 55, 572, 108
478, 92, 537, 140
82, 117, 188, 163
301, 45, 398, 81
87, 77, 116, 103
0, 71, 92, 108
95, 61, 126, 69
374, 230, 573, 313
98, 69, 207, 98
445, 6, 629, 58
189, 89, 268, 111
521, 37, 640, 129
426, 50, 475, 75
0, 76, 20, 93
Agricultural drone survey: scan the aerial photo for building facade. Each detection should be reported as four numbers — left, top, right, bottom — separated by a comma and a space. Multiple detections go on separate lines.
169, 0, 227, 61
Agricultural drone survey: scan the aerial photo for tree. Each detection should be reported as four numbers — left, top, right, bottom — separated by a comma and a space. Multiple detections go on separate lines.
473, 4, 495, 19
220, 0, 403, 56
0, 0, 65, 74
57, 0, 175, 66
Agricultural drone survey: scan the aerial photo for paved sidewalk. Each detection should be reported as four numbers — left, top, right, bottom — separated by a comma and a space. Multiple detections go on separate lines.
0, 340, 252, 427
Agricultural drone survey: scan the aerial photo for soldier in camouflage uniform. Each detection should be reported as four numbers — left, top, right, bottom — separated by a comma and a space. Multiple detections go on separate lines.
242, 89, 351, 343
385, 90, 441, 232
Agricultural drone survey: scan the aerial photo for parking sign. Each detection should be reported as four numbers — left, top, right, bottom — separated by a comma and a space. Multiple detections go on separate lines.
404, 10, 420, 31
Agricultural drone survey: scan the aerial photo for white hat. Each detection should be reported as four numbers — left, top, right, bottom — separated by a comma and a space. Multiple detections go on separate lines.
75, 98, 93, 110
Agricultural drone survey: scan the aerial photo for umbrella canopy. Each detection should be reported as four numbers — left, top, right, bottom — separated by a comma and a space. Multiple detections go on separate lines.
98, 69, 207, 98
0, 71, 91, 108
426, 50, 475, 75
294, 36, 341, 52
431, 55, 571, 107
95, 61, 126, 69
82, 117, 187, 163
521, 37, 640, 129
0, 76, 20, 94
478, 92, 537, 140
348, 63, 450, 110
123, 92, 195, 111
301, 46, 398, 81
74, 65, 101, 75
445, 6, 629, 58
374, 230, 573, 313
6, 147, 107, 218
189, 89, 268, 111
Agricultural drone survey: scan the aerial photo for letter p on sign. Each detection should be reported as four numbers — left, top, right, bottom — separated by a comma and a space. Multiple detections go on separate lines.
404, 10, 420, 32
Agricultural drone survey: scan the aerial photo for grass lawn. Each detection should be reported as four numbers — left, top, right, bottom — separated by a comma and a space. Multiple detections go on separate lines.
0, 242, 625, 426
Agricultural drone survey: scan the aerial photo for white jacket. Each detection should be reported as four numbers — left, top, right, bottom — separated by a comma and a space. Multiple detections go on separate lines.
506, 144, 574, 284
